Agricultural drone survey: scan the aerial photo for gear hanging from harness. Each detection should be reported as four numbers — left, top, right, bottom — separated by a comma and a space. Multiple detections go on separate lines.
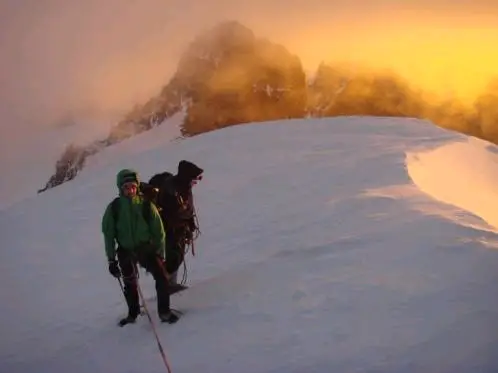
165, 189, 200, 286
148, 164, 202, 287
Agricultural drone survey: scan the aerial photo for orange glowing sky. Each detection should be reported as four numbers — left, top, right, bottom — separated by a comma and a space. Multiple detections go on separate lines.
1, 0, 498, 145
288, 10, 498, 102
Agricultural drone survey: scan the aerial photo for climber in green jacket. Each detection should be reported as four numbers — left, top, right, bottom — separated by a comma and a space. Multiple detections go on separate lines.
101, 168, 179, 326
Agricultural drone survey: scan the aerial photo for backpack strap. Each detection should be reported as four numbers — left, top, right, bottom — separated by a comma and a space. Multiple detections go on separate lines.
110, 197, 121, 248
111, 197, 120, 224
142, 199, 152, 225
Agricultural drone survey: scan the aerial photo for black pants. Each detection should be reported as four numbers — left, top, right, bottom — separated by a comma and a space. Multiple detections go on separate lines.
165, 227, 189, 275
117, 248, 170, 317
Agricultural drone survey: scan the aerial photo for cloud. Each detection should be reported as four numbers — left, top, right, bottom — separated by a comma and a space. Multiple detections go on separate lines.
1, 0, 498, 152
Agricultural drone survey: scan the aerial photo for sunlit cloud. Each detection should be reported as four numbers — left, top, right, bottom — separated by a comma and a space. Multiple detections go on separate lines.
1, 0, 498, 151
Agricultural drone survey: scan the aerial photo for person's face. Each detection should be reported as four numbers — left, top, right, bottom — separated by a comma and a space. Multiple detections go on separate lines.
191, 174, 203, 187
122, 182, 138, 197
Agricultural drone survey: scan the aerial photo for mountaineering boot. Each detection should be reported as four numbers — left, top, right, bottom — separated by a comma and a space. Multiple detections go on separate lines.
159, 311, 180, 324
118, 313, 138, 327
168, 283, 189, 295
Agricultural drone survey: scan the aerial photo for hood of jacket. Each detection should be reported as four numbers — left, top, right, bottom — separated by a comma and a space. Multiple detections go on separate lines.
177, 160, 203, 183
116, 169, 140, 194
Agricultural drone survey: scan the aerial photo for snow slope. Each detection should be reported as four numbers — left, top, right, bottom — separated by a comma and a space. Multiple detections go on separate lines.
406, 137, 498, 234
2, 116, 498, 373
0, 118, 113, 211
0, 111, 183, 211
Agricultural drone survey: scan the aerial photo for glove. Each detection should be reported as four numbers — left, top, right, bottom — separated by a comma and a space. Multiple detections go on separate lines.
185, 229, 193, 242
157, 255, 167, 269
108, 260, 121, 278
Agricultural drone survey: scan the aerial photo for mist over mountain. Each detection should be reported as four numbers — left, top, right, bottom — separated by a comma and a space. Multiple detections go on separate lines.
105, 21, 307, 139
39, 20, 498, 193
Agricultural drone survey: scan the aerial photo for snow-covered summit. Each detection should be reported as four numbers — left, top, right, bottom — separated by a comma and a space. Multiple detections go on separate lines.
2, 116, 498, 373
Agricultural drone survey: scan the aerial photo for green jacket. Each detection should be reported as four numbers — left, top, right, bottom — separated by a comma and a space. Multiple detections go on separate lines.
101, 169, 166, 261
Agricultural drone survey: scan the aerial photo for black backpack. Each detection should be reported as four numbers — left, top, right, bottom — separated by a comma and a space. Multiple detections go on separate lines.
146, 171, 191, 222
148, 172, 173, 190
139, 182, 161, 208
148, 172, 176, 211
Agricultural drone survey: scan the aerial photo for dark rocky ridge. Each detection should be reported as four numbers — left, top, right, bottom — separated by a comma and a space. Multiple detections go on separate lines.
39, 20, 497, 193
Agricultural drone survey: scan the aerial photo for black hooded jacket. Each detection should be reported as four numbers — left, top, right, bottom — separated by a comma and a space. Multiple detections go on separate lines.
156, 160, 203, 229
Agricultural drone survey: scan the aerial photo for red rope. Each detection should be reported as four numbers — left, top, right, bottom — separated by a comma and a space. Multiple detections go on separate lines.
135, 265, 173, 373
